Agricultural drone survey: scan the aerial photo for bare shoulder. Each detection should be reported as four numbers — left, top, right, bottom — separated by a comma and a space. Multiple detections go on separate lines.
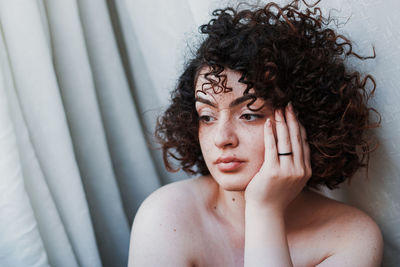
128, 178, 204, 267
305, 190, 384, 267
136, 177, 201, 220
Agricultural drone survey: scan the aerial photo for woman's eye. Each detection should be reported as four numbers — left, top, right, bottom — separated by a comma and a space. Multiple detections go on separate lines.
199, 115, 215, 123
240, 113, 264, 121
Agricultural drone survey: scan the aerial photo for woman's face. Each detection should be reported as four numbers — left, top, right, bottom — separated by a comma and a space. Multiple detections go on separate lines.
195, 68, 274, 191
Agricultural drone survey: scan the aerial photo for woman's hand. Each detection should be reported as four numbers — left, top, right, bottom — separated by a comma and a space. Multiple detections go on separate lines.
244, 102, 312, 213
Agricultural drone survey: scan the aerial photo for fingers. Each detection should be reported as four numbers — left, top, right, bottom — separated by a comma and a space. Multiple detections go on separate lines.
263, 118, 278, 167
264, 102, 311, 180
275, 108, 292, 167
285, 103, 304, 169
300, 124, 312, 179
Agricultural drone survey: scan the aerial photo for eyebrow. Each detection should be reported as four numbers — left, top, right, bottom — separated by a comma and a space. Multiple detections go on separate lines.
195, 94, 257, 108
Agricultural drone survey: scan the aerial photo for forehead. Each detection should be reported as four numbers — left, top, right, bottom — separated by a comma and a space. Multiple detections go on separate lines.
194, 67, 269, 111
194, 67, 251, 100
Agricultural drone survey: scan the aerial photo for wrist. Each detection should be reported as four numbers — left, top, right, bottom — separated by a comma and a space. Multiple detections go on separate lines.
245, 201, 285, 218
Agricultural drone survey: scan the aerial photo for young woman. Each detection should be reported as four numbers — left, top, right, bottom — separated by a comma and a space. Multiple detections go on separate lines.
128, 1, 383, 266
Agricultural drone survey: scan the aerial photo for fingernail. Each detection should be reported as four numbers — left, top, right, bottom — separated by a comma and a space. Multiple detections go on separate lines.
287, 101, 293, 111
266, 118, 271, 126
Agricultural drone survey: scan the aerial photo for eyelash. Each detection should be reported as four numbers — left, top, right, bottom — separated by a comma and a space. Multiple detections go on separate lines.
198, 114, 264, 123
198, 115, 215, 123
240, 113, 265, 121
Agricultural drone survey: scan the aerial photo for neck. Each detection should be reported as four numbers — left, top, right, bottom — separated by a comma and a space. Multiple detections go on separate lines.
216, 186, 247, 232
206, 176, 309, 235
206, 177, 246, 235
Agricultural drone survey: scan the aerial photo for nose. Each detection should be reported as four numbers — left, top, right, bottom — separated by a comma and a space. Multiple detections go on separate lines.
214, 118, 239, 148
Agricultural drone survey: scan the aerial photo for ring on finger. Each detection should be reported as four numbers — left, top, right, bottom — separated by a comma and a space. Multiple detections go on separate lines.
278, 152, 293, 156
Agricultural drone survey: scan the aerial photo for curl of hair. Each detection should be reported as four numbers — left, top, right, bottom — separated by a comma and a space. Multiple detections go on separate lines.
155, 0, 380, 189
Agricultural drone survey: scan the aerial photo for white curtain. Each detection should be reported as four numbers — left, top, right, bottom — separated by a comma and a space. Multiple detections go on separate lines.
0, 0, 398, 266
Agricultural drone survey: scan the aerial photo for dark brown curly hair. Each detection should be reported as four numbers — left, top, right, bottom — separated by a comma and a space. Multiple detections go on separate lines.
155, 0, 379, 190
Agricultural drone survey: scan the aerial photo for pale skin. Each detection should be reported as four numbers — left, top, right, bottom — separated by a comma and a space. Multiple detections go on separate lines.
128, 69, 383, 266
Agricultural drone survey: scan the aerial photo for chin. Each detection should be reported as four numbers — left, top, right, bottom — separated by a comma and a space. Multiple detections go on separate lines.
212, 172, 251, 191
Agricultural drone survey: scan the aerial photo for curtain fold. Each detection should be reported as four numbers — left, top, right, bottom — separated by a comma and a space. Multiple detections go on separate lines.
114, 0, 194, 185
43, 0, 131, 265
1, 21, 76, 267
77, 0, 161, 223
0, 0, 101, 266
0, 0, 172, 266
0, 32, 49, 267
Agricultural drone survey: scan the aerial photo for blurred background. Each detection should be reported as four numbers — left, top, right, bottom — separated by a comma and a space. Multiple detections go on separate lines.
0, 0, 398, 266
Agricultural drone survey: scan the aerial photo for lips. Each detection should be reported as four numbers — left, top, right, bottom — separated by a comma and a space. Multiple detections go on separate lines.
215, 157, 245, 172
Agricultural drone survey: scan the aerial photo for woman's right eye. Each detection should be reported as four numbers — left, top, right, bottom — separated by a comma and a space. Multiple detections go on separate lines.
199, 115, 215, 123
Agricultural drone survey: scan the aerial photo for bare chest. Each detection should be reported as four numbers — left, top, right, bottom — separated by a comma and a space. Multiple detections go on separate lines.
193, 221, 331, 267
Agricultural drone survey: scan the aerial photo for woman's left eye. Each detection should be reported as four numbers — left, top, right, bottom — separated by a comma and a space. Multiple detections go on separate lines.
240, 113, 264, 121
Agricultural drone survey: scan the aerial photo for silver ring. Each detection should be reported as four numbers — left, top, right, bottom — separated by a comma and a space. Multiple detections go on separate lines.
278, 152, 293, 156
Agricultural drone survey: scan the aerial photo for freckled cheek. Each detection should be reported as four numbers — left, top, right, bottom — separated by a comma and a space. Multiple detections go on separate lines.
240, 126, 266, 160
198, 128, 214, 161
198, 128, 209, 145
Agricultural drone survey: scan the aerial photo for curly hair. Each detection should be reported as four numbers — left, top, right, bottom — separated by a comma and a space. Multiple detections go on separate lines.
155, 0, 379, 190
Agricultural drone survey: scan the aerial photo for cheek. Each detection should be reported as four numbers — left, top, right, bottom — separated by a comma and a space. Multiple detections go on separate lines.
198, 128, 212, 158
241, 126, 265, 157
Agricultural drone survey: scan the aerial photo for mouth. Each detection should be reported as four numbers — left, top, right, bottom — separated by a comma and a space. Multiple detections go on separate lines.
214, 157, 245, 172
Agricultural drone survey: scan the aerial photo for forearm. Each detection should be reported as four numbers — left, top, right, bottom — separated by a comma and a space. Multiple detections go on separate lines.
244, 204, 293, 267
